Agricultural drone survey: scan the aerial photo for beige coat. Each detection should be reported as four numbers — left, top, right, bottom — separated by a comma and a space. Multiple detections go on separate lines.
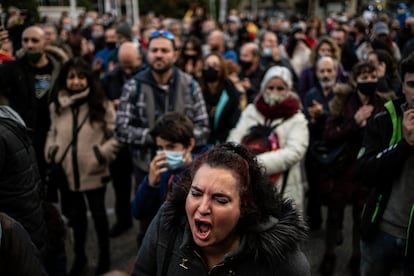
45, 89, 118, 192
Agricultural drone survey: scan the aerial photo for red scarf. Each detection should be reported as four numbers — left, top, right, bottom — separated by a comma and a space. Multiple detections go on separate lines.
255, 94, 301, 121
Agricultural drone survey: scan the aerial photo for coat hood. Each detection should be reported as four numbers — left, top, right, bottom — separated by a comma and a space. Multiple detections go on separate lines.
0, 106, 26, 127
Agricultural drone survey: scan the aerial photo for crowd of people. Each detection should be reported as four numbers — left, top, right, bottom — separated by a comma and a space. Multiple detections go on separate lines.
0, 3, 414, 275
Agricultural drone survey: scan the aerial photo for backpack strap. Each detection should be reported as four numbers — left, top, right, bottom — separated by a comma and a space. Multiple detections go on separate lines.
280, 169, 290, 196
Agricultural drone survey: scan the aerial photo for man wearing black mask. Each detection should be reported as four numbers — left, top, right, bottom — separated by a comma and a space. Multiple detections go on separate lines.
93, 27, 117, 76
100, 42, 144, 238
238, 42, 265, 103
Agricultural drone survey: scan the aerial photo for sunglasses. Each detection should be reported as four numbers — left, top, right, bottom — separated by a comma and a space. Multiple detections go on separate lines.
149, 30, 175, 41
23, 37, 40, 43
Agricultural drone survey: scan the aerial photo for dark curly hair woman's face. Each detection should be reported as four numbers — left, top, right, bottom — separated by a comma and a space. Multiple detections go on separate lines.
185, 164, 241, 252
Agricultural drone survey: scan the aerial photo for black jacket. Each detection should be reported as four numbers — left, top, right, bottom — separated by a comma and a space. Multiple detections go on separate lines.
357, 98, 414, 257
132, 189, 310, 275
0, 106, 47, 254
203, 80, 241, 144
0, 50, 66, 180
0, 213, 48, 276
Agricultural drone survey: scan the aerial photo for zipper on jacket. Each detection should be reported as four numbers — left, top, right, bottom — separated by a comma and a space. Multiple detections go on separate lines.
405, 203, 414, 256
72, 107, 81, 190
371, 194, 383, 223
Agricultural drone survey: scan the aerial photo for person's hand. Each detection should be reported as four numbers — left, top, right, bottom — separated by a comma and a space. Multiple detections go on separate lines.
112, 99, 120, 109
0, 27, 9, 50
240, 78, 251, 90
148, 152, 168, 186
272, 47, 280, 61
403, 109, 414, 146
308, 100, 324, 122
354, 104, 374, 127
92, 58, 103, 72
185, 59, 194, 74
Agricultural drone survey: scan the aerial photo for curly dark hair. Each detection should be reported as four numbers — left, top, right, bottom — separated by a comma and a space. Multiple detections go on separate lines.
169, 142, 283, 231
51, 57, 106, 124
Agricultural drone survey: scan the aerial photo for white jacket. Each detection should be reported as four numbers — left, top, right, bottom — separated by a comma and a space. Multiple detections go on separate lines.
227, 102, 309, 210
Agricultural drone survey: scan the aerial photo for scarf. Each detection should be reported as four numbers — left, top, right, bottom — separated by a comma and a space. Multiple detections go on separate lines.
254, 93, 301, 121
58, 88, 90, 109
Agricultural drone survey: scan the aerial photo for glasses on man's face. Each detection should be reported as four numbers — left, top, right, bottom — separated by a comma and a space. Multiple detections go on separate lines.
23, 37, 40, 43
149, 30, 175, 41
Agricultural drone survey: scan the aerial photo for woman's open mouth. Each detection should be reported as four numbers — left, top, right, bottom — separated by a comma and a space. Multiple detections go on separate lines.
194, 220, 212, 241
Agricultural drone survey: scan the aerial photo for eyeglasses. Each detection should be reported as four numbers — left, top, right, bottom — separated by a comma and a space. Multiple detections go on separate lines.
149, 30, 175, 41
23, 37, 40, 43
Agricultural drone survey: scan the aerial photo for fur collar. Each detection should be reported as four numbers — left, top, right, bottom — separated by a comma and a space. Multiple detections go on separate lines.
329, 83, 395, 117
161, 196, 308, 267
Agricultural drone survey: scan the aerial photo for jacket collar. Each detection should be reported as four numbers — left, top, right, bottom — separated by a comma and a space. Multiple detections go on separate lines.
58, 88, 90, 108
164, 198, 307, 266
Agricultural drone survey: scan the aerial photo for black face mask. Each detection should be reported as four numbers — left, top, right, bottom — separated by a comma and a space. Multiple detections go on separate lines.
210, 45, 220, 52
106, 42, 116, 50
183, 54, 197, 62
357, 81, 378, 96
202, 67, 219, 83
239, 60, 253, 70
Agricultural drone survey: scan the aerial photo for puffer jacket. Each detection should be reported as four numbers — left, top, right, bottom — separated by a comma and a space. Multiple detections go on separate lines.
0, 212, 48, 276
45, 89, 118, 192
132, 196, 310, 276
0, 106, 47, 254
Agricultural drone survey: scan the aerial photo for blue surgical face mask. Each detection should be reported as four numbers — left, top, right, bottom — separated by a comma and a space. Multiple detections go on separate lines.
163, 150, 185, 170
262, 47, 272, 57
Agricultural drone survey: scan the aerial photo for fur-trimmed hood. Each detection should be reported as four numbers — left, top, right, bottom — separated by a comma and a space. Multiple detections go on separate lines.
16, 45, 69, 64
161, 193, 308, 267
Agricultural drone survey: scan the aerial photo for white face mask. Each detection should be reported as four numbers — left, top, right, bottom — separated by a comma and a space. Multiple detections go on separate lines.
262, 93, 288, 106
319, 78, 336, 89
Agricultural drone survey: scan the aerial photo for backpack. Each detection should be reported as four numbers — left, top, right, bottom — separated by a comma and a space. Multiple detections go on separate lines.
241, 124, 279, 155
241, 123, 282, 183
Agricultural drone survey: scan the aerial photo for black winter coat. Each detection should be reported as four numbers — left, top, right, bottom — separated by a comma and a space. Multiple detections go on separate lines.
0, 107, 47, 254
0, 212, 48, 276
132, 196, 310, 275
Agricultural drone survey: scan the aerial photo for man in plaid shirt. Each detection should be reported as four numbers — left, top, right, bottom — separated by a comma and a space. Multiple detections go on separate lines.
115, 29, 209, 189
